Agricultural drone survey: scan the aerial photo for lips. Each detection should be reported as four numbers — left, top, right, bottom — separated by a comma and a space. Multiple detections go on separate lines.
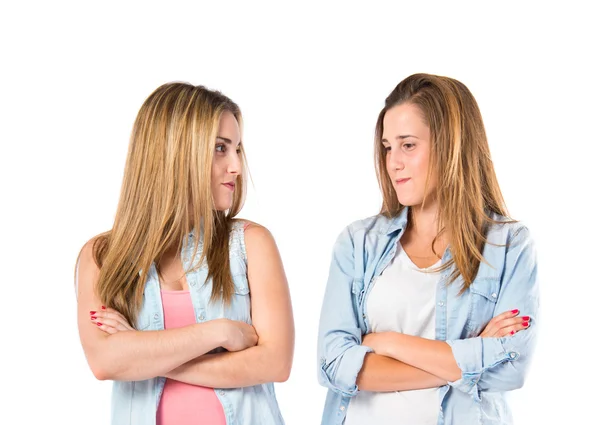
223, 182, 235, 191
396, 178, 411, 184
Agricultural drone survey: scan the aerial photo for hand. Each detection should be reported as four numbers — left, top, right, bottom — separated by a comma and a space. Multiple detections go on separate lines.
362, 332, 393, 356
90, 306, 135, 334
219, 319, 259, 352
479, 309, 530, 338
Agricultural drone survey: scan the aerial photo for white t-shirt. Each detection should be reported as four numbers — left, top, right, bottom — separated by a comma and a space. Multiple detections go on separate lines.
345, 243, 442, 425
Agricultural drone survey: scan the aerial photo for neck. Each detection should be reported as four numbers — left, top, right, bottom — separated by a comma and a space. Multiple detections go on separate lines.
408, 201, 442, 240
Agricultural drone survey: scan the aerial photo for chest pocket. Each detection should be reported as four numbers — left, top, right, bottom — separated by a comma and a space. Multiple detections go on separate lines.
219, 272, 251, 323
467, 278, 500, 336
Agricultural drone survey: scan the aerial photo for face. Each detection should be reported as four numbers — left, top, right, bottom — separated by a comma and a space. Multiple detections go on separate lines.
211, 111, 242, 211
382, 103, 436, 207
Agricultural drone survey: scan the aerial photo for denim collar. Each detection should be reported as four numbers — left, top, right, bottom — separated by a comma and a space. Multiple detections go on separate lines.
385, 206, 410, 236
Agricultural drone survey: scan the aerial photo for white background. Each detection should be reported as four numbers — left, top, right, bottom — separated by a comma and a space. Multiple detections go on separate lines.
1, 1, 598, 424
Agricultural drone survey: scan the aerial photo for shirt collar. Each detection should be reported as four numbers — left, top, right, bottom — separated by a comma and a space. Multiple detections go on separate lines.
385, 206, 410, 236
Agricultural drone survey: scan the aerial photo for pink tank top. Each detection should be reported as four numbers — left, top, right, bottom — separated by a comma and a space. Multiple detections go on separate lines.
157, 290, 226, 425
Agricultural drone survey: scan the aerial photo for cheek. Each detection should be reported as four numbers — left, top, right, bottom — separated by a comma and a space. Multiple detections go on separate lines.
413, 152, 430, 178
211, 158, 224, 181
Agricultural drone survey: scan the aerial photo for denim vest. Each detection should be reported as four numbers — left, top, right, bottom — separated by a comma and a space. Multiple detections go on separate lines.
317, 207, 539, 425
111, 221, 285, 425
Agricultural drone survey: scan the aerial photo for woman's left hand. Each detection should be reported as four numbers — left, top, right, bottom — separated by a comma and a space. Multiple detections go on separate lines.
89, 306, 135, 334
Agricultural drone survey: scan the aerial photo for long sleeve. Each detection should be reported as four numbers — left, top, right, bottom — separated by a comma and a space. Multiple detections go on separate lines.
317, 227, 373, 397
446, 226, 539, 397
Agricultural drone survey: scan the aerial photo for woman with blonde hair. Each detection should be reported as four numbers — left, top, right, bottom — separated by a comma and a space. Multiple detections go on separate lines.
317, 73, 538, 424
75, 82, 294, 425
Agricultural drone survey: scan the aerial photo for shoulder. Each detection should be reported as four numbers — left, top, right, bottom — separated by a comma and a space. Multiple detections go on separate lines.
235, 219, 274, 243
486, 213, 535, 248
230, 219, 277, 258
233, 220, 283, 272
77, 236, 103, 274
336, 213, 394, 242
74, 235, 105, 295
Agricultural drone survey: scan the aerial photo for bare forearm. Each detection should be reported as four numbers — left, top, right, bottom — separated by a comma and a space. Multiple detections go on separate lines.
90, 322, 225, 381
165, 344, 291, 388
356, 353, 447, 392
382, 333, 461, 382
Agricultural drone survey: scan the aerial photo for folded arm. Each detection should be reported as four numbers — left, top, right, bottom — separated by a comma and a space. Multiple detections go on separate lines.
165, 223, 295, 387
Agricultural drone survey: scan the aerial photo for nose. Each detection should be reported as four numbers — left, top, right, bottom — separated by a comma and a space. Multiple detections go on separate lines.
388, 146, 405, 171
227, 150, 242, 175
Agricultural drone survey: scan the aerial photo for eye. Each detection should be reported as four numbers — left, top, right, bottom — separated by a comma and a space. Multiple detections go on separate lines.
403, 143, 416, 150
382, 145, 391, 152
216, 144, 226, 153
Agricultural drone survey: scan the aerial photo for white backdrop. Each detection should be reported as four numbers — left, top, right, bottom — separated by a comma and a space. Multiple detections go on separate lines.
1, 1, 598, 424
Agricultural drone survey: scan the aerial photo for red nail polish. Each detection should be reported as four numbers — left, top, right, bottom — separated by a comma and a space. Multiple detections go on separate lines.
90, 311, 96, 315
101, 306, 106, 310
522, 316, 530, 321
96, 322, 103, 326
523, 321, 529, 327
511, 309, 519, 314
510, 330, 515, 335
91, 316, 97, 320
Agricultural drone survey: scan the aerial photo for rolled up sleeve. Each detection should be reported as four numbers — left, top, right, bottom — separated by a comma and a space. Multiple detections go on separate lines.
447, 226, 539, 396
317, 227, 372, 397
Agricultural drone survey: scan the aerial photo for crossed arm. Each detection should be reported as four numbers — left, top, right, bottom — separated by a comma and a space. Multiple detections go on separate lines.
318, 226, 537, 395
76, 223, 294, 387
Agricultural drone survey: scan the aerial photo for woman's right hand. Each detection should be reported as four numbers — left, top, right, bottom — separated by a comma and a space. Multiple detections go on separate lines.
479, 309, 530, 338
218, 319, 259, 352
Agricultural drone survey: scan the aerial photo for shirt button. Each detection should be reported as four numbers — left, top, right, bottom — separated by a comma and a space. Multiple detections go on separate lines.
438, 301, 445, 307
154, 313, 159, 320
491, 293, 498, 298
198, 314, 205, 321
219, 390, 225, 396
509, 352, 517, 359
340, 406, 345, 411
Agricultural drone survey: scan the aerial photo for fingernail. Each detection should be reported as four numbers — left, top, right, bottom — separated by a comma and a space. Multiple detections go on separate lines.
96, 322, 103, 326
510, 330, 515, 335
101, 306, 106, 310
91, 316, 97, 320
90, 311, 96, 315
522, 316, 530, 321
511, 309, 519, 314
523, 321, 529, 327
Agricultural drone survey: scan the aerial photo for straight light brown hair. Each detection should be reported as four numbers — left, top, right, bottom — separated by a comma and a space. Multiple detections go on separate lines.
84, 82, 247, 327
375, 73, 513, 291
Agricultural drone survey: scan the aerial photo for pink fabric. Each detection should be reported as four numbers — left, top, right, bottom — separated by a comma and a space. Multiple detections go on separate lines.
157, 290, 226, 425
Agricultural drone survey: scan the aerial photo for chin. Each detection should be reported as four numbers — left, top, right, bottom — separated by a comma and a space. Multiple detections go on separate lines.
215, 200, 233, 211
395, 193, 423, 207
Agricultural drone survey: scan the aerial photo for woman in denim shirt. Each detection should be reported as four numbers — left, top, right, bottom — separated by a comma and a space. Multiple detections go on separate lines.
317, 73, 538, 425
75, 83, 294, 425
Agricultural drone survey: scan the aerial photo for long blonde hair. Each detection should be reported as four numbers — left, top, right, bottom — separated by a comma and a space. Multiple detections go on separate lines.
89, 82, 246, 326
374, 73, 513, 291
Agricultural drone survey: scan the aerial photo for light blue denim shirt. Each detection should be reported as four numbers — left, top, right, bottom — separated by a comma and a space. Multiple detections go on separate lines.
110, 221, 285, 425
317, 207, 539, 425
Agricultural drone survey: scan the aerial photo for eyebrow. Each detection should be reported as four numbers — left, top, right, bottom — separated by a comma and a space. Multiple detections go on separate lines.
216, 136, 232, 144
381, 135, 418, 143
216, 136, 242, 146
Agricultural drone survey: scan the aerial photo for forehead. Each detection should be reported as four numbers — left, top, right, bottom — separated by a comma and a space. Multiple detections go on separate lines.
218, 111, 241, 143
382, 103, 428, 137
